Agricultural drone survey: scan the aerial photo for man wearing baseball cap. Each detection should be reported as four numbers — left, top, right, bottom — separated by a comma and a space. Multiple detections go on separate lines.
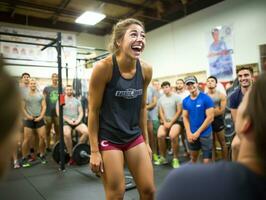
182, 75, 214, 164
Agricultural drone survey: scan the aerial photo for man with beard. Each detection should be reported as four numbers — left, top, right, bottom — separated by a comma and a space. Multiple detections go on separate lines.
229, 66, 253, 160
57, 85, 88, 165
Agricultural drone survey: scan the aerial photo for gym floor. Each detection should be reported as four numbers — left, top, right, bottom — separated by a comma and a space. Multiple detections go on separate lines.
0, 153, 189, 200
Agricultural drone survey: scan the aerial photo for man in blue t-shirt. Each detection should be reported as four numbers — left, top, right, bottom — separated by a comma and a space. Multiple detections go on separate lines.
182, 76, 214, 163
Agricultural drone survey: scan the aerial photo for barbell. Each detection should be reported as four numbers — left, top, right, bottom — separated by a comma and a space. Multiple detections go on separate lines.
52, 142, 136, 190
52, 142, 89, 165
52, 141, 70, 164
72, 143, 91, 165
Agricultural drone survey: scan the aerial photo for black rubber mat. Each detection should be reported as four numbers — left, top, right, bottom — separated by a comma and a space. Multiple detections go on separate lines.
0, 152, 188, 200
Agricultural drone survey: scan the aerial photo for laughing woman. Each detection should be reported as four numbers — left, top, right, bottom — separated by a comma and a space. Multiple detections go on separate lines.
88, 18, 155, 200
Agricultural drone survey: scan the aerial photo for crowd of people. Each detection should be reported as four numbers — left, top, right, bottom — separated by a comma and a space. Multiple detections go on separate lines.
11, 72, 89, 168
8, 65, 246, 193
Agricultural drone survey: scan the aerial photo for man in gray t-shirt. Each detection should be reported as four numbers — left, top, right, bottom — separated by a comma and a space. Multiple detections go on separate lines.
22, 78, 47, 167
154, 81, 182, 169
43, 73, 59, 151
56, 85, 88, 165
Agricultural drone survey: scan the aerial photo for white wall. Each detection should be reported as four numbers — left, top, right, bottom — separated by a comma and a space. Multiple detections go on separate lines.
0, 22, 106, 78
142, 0, 266, 79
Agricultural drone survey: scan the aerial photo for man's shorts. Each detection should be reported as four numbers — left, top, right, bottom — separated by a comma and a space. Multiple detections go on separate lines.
160, 120, 184, 128
188, 134, 212, 159
64, 121, 82, 130
152, 120, 160, 135
99, 135, 144, 152
212, 115, 225, 132
45, 116, 59, 127
176, 120, 184, 129
24, 119, 45, 129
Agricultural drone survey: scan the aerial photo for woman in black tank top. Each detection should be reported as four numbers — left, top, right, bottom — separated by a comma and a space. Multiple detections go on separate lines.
88, 18, 155, 199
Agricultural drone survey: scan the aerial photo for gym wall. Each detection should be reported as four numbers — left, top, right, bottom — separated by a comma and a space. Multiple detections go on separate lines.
0, 22, 106, 79
142, 0, 266, 79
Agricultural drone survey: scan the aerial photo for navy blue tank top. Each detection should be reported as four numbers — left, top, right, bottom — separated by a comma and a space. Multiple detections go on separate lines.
99, 55, 144, 144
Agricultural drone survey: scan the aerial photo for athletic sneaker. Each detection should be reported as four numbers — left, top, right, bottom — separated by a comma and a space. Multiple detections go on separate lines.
172, 158, 180, 169
153, 154, 159, 163
28, 154, 36, 162
39, 155, 47, 164
167, 148, 173, 155
68, 158, 76, 166
13, 160, 21, 169
154, 156, 168, 165
21, 158, 31, 168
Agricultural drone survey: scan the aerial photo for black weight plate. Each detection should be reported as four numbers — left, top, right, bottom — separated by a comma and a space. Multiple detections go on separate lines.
224, 114, 235, 138
52, 141, 70, 164
73, 143, 90, 165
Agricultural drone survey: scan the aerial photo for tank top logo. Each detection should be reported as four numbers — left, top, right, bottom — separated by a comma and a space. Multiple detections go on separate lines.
115, 88, 143, 99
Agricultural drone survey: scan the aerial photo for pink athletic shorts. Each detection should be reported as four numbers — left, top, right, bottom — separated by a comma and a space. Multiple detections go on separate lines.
99, 135, 144, 151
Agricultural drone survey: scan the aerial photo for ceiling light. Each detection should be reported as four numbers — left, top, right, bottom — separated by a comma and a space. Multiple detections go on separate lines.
75, 11, 106, 26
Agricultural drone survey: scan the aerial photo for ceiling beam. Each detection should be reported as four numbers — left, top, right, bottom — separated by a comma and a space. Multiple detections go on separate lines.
145, 0, 224, 32
0, 0, 116, 25
121, 0, 153, 18
7, 0, 16, 17
51, 0, 72, 24
0, 0, 118, 25
98, 0, 155, 13
0, 11, 107, 35
98, 0, 150, 10
0, 0, 81, 16
138, 14, 169, 23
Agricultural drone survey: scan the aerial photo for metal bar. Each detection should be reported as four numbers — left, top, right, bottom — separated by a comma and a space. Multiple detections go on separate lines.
0, 39, 49, 47
77, 52, 109, 62
64, 45, 107, 52
0, 39, 107, 52
76, 58, 88, 61
92, 52, 110, 61
0, 31, 55, 41
5, 63, 65, 69
41, 39, 57, 51
77, 52, 92, 55
3, 57, 57, 63
65, 63, 69, 85
57, 32, 65, 171
79, 46, 107, 52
